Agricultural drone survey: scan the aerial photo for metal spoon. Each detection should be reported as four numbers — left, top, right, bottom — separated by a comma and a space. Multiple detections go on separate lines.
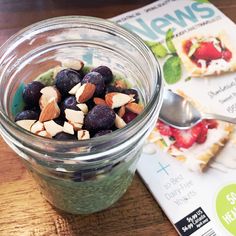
159, 89, 236, 129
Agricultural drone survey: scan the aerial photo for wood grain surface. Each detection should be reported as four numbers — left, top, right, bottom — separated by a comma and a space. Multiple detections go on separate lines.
0, 1, 236, 235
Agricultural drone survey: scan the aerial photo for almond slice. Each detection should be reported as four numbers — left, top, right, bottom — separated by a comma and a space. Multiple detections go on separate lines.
62, 59, 84, 71
125, 102, 144, 114
16, 119, 36, 131
65, 109, 84, 124
114, 114, 126, 129
76, 83, 96, 103
69, 82, 81, 95
77, 130, 90, 140
39, 86, 61, 110
93, 97, 107, 106
69, 121, 83, 131
105, 92, 132, 109
37, 130, 52, 138
31, 121, 44, 134
118, 106, 126, 118
39, 98, 60, 122
63, 122, 74, 135
44, 120, 63, 137
77, 103, 88, 114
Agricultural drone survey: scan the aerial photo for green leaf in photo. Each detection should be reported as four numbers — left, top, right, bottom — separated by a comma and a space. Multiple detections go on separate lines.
165, 29, 176, 53
151, 43, 168, 58
145, 41, 168, 58
163, 56, 182, 84
145, 40, 157, 48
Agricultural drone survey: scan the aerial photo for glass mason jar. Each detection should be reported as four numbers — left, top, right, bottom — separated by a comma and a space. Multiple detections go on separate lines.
0, 16, 163, 214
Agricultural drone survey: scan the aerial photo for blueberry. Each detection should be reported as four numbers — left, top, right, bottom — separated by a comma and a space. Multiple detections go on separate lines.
54, 132, 76, 140
123, 110, 137, 124
60, 96, 79, 116
122, 88, 139, 103
84, 105, 116, 132
55, 69, 82, 96
93, 130, 112, 137
23, 105, 40, 113
92, 66, 113, 84
53, 117, 64, 126
105, 85, 122, 94
22, 81, 44, 106
82, 72, 105, 97
85, 98, 95, 111
15, 110, 39, 121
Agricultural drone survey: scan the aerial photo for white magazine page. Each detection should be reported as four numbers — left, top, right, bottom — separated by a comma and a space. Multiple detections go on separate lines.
112, 1, 236, 236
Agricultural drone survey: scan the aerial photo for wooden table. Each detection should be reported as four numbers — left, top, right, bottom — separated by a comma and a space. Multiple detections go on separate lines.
0, 1, 235, 235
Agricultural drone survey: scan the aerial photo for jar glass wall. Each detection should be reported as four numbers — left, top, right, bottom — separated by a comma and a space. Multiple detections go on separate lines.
0, 16, 163, 214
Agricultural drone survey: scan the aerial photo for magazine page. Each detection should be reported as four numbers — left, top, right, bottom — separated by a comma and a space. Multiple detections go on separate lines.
112, 1, 236, 235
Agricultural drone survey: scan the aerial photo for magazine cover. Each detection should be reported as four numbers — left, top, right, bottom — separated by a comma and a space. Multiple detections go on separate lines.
112, 1, 236, 235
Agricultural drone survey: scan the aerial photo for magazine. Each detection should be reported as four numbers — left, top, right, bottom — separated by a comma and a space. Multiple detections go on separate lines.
112, 1, 236, 235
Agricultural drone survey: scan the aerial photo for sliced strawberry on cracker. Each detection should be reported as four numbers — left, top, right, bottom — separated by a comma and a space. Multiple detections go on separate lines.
172, 129, 196, 149
222, 49, 232, 61
194, 42, 222, 61
156, 120, 173, 136
172, 124, 201, 149
206, 119, 218, 129
196, 121, 208, 144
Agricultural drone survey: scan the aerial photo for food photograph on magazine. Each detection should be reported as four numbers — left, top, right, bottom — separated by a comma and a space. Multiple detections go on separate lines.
112, 0, 236, 235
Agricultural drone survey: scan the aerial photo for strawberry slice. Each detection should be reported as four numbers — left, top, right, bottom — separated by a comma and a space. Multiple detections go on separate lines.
183, 40, 192, 54
156, 120, 173, 136
196, 121, 208, 144
222, 49, 232, 61
172, 125, 201, 149
193, 42, 222, 61
206, 119, 218, 129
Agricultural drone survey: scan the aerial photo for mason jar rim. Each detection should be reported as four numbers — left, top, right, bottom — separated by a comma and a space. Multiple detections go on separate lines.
0, 16, 163, 162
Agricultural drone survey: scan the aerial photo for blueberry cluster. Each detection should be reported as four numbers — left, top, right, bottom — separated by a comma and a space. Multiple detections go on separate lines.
15, 62, 142, 140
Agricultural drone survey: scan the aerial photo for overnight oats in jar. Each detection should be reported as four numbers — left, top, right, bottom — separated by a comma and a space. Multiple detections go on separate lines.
0, 16, 163, 214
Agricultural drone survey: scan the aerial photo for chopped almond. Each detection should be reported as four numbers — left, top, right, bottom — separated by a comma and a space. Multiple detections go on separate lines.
44, 120, 63, 137
76, 83, 96, 103
93, 97, 107, 106
16, 120, 36, 131
105, 92, 132, 109
39, 98, 60, 122
125, 102, 144, 114
77, 130, 90, 140
65, 109, 84, 124
63, 122, 74, 135
115, 114, 126, 129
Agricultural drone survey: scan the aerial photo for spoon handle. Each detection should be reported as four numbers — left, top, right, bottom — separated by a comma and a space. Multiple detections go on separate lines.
203, 113, 236, 124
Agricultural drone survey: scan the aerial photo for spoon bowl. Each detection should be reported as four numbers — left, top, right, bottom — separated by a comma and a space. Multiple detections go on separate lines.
159, 89, 236, 129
